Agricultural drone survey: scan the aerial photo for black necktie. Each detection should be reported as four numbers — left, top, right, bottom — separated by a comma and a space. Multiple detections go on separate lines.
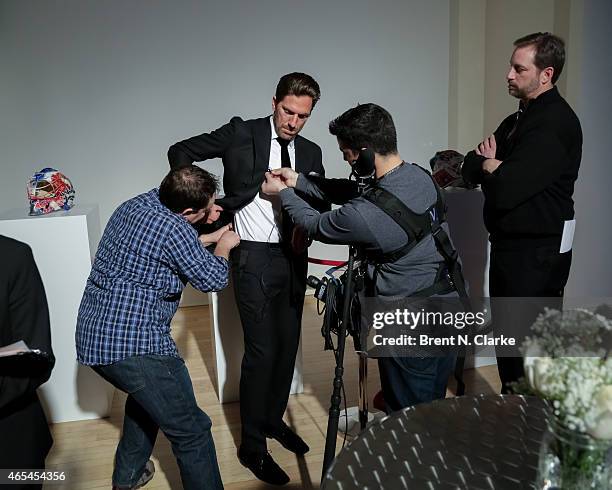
276, 137, 294, 243
276, 137, 302, 304
277, 137, 292, 168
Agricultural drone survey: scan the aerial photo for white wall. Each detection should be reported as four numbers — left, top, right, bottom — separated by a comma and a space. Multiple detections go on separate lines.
448, 0, 486, 151
564, 0, 612, 297
482, 0, 556, 136
3, 0, 610, 301
449, 1, 612, 301
0, 0, 450, 282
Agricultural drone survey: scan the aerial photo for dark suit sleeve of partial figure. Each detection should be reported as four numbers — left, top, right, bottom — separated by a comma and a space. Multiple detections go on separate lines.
167, 117, 241, 168
0, 245, 54, 411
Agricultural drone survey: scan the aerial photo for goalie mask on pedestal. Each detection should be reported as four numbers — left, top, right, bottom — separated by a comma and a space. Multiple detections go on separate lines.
27, 168, 75, 216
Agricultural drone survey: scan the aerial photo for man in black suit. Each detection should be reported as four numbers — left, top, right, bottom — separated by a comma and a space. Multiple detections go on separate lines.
0, 235, 55, 490
168, 72, 327, 485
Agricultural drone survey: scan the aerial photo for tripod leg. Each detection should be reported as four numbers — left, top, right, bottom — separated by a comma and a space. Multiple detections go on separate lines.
454, 355, 466, 396
322, 248, 358, 482
358, 353, 368, 430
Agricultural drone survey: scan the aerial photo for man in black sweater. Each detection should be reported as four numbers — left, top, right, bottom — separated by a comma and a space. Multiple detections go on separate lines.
462, 32, 582, 392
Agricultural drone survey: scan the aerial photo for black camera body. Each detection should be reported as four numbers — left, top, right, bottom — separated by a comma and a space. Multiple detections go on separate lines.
306, 275, 330, 302
307, 266, 365, 351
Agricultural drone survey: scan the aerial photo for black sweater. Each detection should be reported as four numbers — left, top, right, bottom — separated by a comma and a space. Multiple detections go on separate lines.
462, 86, 582, 245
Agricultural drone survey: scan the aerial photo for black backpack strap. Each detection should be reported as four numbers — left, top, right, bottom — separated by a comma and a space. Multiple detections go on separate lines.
362, 186, 433, 263
431, 224, 471, 310
363, 173, 469, 310
422, 168, 470, 397
410, 163, 448, 212
408, 165, 471, 307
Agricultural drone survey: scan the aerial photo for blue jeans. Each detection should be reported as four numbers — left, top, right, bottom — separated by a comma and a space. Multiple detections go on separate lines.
94, 355, 223, 490
377, 354, 456, 413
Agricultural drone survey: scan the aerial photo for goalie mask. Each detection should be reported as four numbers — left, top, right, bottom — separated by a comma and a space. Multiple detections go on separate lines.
27, 168, 75, 216
429, 150, 475, 189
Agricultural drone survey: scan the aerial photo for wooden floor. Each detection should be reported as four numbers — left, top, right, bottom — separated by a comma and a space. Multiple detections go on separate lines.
44, 298, 501, 489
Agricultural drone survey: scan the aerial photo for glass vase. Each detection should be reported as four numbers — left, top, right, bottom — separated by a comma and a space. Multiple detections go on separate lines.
537, 415, 612, 489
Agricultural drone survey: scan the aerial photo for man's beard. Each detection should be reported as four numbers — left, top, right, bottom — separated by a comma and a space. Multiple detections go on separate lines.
509, 77, 540, 100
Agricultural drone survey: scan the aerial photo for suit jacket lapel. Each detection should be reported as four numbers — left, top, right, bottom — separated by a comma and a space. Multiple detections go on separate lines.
253, 117, 272, 178
294, 136, 311, 174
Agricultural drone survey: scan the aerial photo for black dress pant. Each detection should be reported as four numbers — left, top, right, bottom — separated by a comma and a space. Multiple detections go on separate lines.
231, 241, 306, 454
0, 393, 52, 490
489, 241, 572, 393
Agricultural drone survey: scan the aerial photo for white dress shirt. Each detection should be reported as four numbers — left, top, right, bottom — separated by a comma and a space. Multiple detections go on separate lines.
233, 117, 295, 242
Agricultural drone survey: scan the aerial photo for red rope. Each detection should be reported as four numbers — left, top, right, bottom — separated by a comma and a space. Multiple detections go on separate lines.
307, 257, 347, 267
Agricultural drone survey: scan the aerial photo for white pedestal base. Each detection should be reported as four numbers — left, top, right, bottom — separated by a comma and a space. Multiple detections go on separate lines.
444, 189, 496, 368
208, 276, 303, 403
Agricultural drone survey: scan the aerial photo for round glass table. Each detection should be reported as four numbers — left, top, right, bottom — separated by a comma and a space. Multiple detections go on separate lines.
323, 395, 548, 489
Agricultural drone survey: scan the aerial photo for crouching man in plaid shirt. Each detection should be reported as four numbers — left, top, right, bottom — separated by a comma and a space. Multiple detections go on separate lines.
76, 166, 239, 490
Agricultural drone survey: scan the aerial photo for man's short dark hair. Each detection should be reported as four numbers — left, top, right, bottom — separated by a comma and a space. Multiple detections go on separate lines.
159, 166, 218, 213
275, 72, 321, 108
329, 103, 398, 156
514, 32, 565, 84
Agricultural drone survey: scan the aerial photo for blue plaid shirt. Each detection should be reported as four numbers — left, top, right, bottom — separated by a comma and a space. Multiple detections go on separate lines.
76, 189, 229, 365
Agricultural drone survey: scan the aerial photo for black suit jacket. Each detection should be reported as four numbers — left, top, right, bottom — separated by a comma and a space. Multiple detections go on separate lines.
0, 236, 55, 469
168, 116, 328, 224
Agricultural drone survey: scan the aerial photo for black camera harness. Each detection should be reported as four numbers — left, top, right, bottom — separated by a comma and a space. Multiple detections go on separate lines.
361, 163, 471, 395
361, 164, 470, 307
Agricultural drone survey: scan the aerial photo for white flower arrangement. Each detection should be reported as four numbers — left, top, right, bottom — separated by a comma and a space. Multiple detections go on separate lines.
521, 308, 612, 440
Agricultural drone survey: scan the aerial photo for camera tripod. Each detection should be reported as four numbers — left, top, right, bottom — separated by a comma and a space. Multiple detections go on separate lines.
320, 244, 370, 481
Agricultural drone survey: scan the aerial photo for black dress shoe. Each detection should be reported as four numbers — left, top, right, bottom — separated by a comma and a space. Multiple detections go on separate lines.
265, 423, 310, 455
238, 448, 290, 485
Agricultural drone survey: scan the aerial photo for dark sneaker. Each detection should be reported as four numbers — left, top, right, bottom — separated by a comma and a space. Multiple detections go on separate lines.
265, 423, 310, 455
238, 448, 290, 485
133, 460, 155, 489
112, 460, 155, 490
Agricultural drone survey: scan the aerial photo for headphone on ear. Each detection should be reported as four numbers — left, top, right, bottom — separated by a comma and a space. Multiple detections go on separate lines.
351, 148, 375, 179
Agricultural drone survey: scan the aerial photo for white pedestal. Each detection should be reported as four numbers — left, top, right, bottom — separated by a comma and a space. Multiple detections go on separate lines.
208, 276, 303, 403
0, 206, 114, 423
444, 188, 496, 367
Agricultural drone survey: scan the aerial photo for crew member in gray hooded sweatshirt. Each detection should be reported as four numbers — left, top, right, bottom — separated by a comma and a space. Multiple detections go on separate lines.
262, 103, 460, 412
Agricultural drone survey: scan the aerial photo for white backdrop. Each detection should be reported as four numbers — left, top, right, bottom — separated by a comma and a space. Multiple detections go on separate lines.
0, 0, 450, 275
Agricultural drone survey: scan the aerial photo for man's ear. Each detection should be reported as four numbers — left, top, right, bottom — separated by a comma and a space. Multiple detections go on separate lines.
272, 96, 277, 111
541, 66, 554, 85
181, 208, 195, 217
